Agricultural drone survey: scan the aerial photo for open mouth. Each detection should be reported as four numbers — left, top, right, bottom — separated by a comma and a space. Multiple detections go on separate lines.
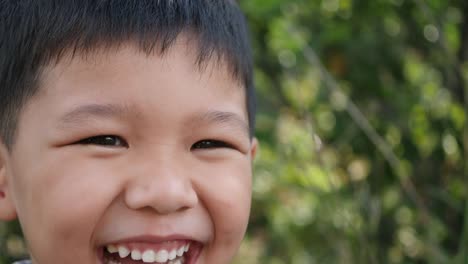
98, 240, 203, 264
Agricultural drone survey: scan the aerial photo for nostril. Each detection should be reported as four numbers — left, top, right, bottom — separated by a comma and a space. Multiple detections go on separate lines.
177, 205, 192, 213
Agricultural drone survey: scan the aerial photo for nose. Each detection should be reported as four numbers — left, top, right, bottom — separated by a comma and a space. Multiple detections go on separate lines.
124, 157, 198, 214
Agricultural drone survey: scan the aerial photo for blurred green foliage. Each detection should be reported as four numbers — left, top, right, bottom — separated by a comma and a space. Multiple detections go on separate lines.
1, 0, 467, 263
233, 0, 467, 263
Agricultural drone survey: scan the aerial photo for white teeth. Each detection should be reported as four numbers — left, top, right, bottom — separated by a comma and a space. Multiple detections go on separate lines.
168, 249, 177, 260
142, 249, 155, 263
155, 249, 169, 263
170, 259, 182, 264
118, 246, 130, 258
106, 243, 190, 264
176, 246, 185, 257
106, 245, 118, 254
131, 249, 142, 260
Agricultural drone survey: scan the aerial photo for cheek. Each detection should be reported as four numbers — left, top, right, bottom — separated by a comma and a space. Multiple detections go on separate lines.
196, 159, 252, 244
11, 151, 121, 255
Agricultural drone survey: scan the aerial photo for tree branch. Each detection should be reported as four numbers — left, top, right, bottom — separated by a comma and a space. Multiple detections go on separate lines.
288, 27, 431, 224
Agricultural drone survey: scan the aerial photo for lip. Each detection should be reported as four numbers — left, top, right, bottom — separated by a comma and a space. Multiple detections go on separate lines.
103, 234, 198, 245
97, 235, 203, 264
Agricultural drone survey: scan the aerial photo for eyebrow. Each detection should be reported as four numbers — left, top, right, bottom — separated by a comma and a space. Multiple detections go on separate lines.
57, 103, 134, 127
57, 103, 250, 136
195, 110, 250, 138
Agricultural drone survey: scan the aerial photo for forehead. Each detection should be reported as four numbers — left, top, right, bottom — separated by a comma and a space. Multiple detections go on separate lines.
36, 33, 245, 93
40, 39, 245, 106
16, 40, 249, 139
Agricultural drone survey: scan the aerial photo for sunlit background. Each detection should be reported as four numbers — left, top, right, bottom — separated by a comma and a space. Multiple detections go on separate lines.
1, 0, 467, 263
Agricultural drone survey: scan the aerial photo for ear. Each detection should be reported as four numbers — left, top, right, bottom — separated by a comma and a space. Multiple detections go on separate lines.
249, 137, 258, 162
0, 142, 17, 221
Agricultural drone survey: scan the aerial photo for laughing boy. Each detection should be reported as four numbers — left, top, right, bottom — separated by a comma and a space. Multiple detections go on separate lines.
0, 1, 257, 263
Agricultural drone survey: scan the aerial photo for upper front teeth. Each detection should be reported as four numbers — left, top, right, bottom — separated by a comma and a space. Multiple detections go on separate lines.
106, 243, 190, 263
131, 249, 142, 260
142, 249, 169, 262
118, 246, 130, 258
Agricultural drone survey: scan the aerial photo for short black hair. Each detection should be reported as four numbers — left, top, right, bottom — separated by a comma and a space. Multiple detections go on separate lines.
0, 0, 255, 149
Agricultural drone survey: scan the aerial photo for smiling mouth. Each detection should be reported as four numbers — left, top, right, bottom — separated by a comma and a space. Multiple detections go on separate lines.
98, 240, 202, 264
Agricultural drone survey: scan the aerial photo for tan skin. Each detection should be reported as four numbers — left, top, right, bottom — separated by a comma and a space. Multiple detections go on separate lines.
0, 39, 257, 264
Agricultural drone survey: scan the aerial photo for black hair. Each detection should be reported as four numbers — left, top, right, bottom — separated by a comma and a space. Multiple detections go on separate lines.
0, 0, 255, 149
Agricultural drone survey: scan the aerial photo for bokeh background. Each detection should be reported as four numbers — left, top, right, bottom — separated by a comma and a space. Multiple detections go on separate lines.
1, 0, 467, 263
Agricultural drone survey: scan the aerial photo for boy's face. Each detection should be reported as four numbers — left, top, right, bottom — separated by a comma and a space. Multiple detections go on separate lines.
0, 39, 256, 264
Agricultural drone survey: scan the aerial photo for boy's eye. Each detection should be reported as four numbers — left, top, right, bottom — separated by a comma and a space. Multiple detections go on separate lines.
77, 135, 128, 148
191, 139, 234, 150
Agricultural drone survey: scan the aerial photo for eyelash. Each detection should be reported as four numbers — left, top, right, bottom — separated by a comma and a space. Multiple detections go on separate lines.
77, 136, 235, 151
77, 135, 128, 148
191, 139, 235, 150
